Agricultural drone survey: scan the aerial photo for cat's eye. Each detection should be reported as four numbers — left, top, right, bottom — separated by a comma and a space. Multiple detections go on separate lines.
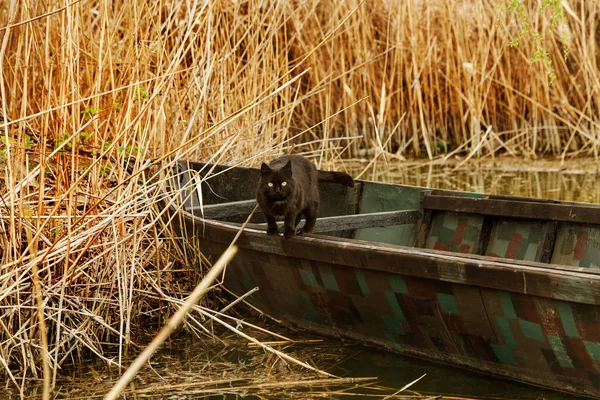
267, 182, 274, 187
281, 181, 287, 186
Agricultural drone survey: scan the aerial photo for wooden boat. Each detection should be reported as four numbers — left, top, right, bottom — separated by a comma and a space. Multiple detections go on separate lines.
167, 160, 600, 398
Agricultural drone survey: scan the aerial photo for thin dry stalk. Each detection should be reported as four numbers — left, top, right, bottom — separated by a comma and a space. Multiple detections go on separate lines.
104, 246, 238, 400
381, 374, 427, 400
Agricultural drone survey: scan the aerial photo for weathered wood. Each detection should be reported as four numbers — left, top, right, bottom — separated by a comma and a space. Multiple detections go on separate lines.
220, 236, 600, 398
475, 216, 494, 255
535, 221, 558, 263
190, 199, 257, 219
414, 210, 432, 248
177, 161, 262, 206
336, 181, 364, 238
253, 209, 422, 233
415, 190, 433, 247
317, 209, 421, 231
423, 194, 600, 225
181, 217, 600, 305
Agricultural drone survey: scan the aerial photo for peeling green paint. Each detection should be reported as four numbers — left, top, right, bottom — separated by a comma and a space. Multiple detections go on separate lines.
491, 344, 517, 364
299, 268, 318, 287
519, 319, 545, 342
557, 301, 579, 338
437, 293, 459, 314
389, 275, 408, 294
385, 292, 406, 320
498, 291, 517, 319
320, 272, 340, 291
496, 316, 518, 348
584, 341, 600, 361
300, 291, 319, 322
382, 315, 405, 334
548, 336, 573, 368
354, 268, 370, 295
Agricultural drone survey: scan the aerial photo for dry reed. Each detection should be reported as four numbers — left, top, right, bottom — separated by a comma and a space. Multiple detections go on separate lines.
0, 0, 599, 396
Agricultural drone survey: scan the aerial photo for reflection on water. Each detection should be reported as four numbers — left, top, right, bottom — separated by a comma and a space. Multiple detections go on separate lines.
351, 158, 600, 203
336, 343, 578, 400
16, 330, 579, 400
32, 328, 580, 400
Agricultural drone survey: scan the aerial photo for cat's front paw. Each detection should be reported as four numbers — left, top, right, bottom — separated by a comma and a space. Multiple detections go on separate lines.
284, 229, 296, 239
266, 226, 278, 235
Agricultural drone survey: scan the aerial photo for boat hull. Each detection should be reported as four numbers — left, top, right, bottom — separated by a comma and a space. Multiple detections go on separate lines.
181, 220, 600, 398
168, 161, 600, 398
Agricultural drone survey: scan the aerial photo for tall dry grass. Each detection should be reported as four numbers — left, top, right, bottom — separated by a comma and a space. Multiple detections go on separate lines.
0, 0, 599, 394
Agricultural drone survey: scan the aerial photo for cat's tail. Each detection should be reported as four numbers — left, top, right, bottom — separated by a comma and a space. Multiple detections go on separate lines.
317, 170, 355, 188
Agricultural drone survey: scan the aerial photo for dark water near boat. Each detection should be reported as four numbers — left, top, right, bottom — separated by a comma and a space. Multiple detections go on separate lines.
16, 329, 580, 400
336, 343, 579, 399
29, 327, 582, 400
14, 159, 598, 399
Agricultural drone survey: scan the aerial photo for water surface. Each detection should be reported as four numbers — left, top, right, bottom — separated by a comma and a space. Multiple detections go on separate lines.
350, 157, 600, 203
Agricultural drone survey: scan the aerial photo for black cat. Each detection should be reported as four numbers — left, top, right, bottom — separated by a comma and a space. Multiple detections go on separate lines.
256, 155, 354, 238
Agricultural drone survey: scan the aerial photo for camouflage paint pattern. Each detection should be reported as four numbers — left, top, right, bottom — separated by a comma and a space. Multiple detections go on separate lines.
426, 212, 483, 254
218, 241, 600, 397
552, 223, 600, 268
486, 219, 543, 261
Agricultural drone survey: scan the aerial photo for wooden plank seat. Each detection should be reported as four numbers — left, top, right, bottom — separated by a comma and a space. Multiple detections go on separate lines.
190, 199, 422, 233
189, 199, 257, 219
255, 209, 423, 233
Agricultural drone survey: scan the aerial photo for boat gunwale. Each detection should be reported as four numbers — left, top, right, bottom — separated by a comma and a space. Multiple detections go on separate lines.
172, 205, 600, 306
423, 192, 600, 225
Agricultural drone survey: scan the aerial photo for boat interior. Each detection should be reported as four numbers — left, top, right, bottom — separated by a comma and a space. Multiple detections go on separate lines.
173, 161, 600, 270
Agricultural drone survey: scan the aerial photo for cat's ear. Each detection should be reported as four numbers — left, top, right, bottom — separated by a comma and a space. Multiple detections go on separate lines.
282, 160, 293, 177
260, 163, 271, 175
